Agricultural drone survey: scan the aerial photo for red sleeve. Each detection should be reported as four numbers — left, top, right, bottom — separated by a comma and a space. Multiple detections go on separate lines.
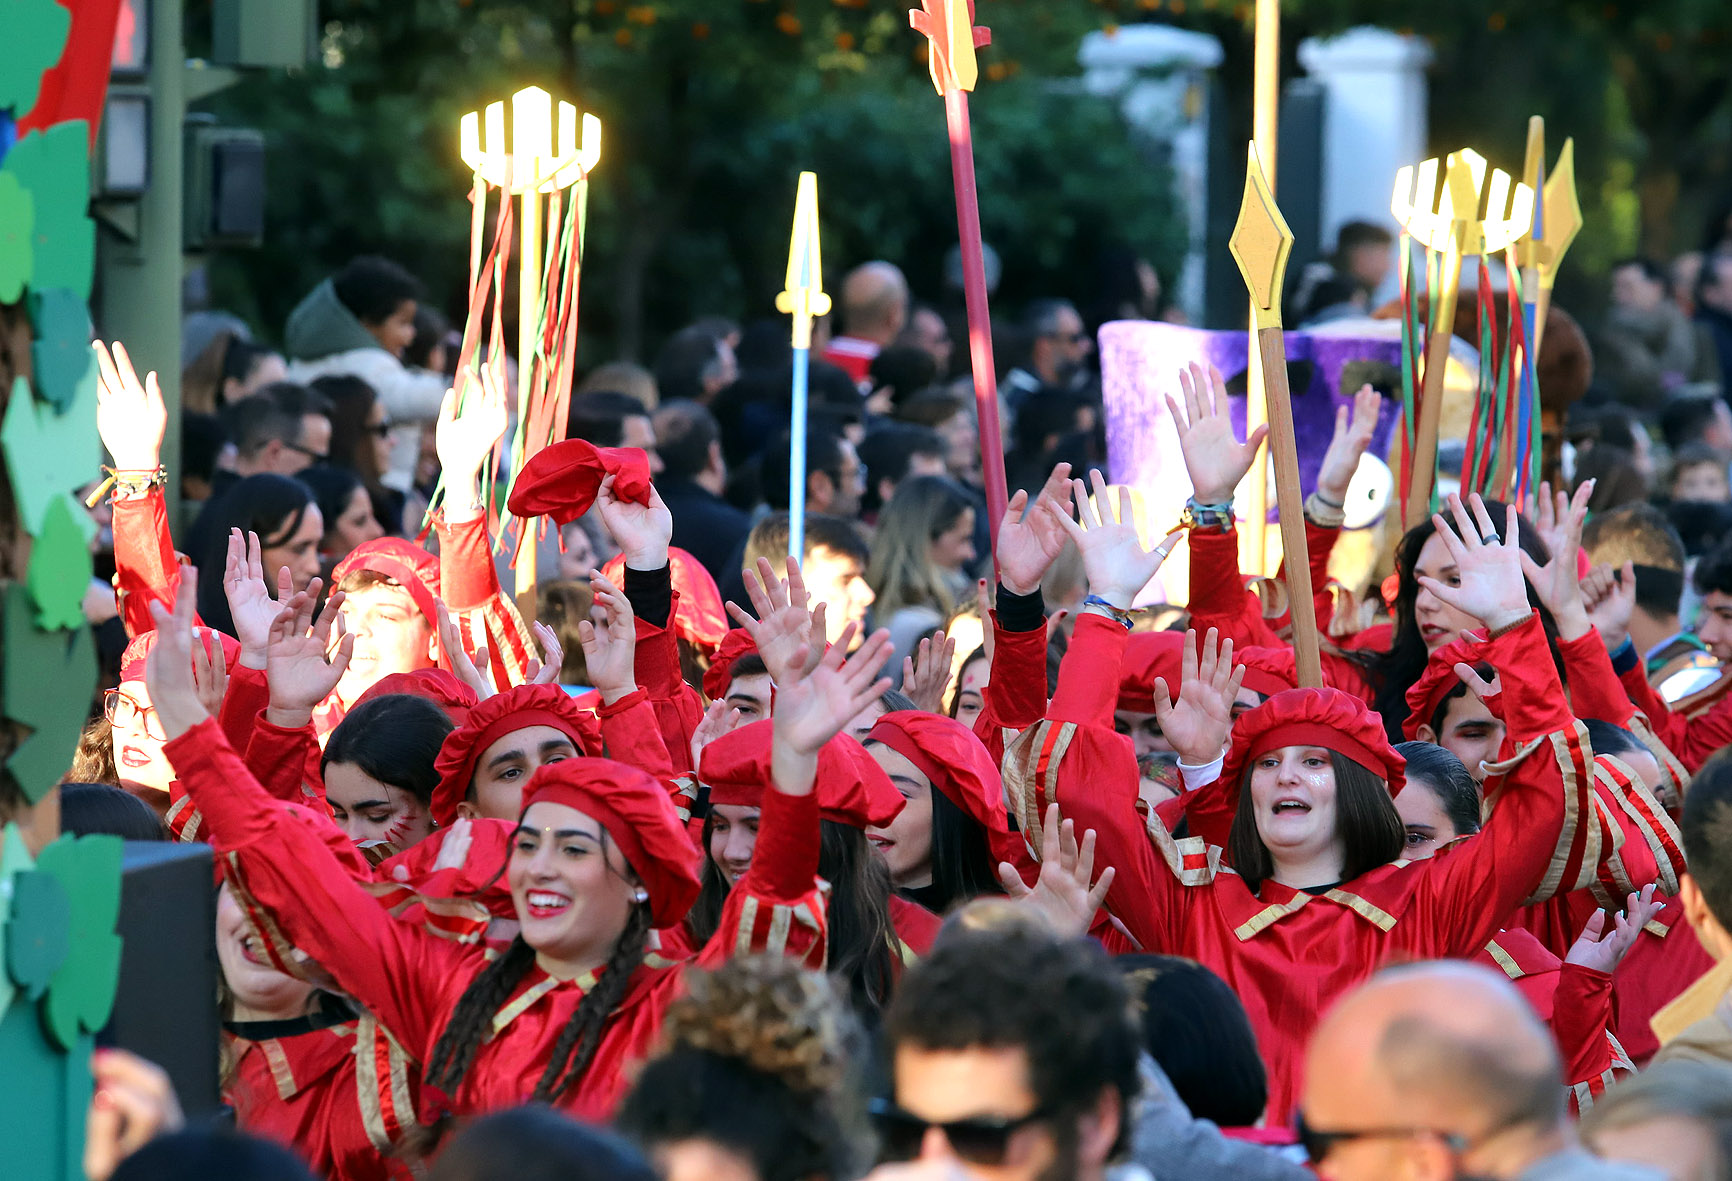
697, 785, 826, 970
1559, 631, 1639, 728
1551, 963, 1621, 1092
112, 488, 193, 638
634, 591, 706, 775
435, 513, 538, 689
978, 612, 1049, 734
1279, 518, 1340, 636
217, 663, 273, 755
162, 720, 465, 1060
597, 688, 675, 781
1185, 526, 1278, 649
1155, 774, 1236, 849
242, 712, 326, 807
1048, 615, 1130, 730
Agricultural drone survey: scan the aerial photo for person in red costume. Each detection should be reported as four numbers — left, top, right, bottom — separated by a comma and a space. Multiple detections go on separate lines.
1391, 740, 1659, 1114
146, 564, 893, 1122
1009, 489, 1594, 1124
108, 627, 240, 813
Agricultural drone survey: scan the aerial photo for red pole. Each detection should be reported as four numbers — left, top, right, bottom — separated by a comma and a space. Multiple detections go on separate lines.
943, 87, 1010, 558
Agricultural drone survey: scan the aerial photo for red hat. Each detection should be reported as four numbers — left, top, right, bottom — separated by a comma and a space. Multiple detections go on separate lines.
867, 712, 1008, 837
702, 629, 761, 704
602, 546, 728, 655
355, 668, 480, 728
523, 758, 701, 928
431, 684, 604, 826
699, 719, 905, 830
506, 439, 653, 528
1401, 637, 1497, 742
120, 627, 242, 684
331, 538, 441, 630
1235, 646, 1301, 699
1220, 687, 1406, 810
1117, 631, 1187, 714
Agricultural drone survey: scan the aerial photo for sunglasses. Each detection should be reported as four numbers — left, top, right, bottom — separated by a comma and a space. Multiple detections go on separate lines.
870, 1097, 1051, 1166
1294, 1112, 1467, 1164
284, 441, 330, 464
104, 688, 166, 741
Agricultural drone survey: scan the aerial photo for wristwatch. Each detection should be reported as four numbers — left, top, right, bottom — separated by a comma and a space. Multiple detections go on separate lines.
1178, 498, 1235, 532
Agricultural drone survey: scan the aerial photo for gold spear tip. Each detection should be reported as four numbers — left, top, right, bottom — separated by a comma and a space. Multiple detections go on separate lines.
1229, 142, 1294, 330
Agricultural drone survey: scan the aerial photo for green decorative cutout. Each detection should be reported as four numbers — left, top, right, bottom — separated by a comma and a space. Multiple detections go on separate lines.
26, 495, 94, 630
0, 823, 36, 1025
0, 173, 34, 303
0, 1007, 91, 1181
0, 0, 70, 117
1, 585, 96, 804
2, 371, 100, 537
34, 834, 123, 1049
1, 123, 94, 299
6, 871, 68, 1001
28, 289, 93, 413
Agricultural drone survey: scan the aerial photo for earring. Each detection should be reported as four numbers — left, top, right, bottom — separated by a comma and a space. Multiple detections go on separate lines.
632, 889, 649, 905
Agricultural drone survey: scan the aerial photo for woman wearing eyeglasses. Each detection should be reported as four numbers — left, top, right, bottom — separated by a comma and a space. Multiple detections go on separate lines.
108, 627, 240, 811
1016, 490, 1593, 1125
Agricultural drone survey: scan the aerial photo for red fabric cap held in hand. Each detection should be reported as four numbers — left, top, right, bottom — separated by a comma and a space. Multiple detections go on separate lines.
702, 629, 761, 705
331, 538, 442, 629
506, 438, 652, 528
602, 546, 727, 655
699, 719, 905, 830
1220, 687, 1407, 811
1402, 636, 1497, 742
522, 758, 702, 928
431, 683, 604, 826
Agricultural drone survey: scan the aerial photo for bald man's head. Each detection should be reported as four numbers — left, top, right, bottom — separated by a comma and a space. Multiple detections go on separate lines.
1301, 962, 1564, 1180
840, 261, 910, 344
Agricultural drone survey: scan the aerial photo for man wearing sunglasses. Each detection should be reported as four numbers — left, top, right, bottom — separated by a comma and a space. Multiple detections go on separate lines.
866, 917, 1139, 1181
1300, 962, 1659, 1181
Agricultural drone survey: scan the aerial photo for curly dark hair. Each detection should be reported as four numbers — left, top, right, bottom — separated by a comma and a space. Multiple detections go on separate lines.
885, 918, 1141, 1162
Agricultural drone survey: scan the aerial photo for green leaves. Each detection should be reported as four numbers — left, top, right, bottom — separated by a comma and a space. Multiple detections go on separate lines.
1, 584, 96, 805
26, 496, 95, 631
1, 124, 94, 300
33, 834, 123, 1049
0, 0, 71, 116
6, 871, 69, 1003
0, 173, 34, 303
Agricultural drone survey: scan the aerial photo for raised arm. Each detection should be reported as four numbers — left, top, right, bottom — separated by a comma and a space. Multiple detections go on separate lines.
581, 570, 674, 780
95, 340, 183, 637
978, 465, 1076, 740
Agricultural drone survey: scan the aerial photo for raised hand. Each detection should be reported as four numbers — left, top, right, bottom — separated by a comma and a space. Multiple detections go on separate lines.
191, 629, 229, 720
690, 699, 744, 768
1564, 884, 1661, 975
223, 530, 290, 671
1453, 661, 1503, 704
727, 556, 826, 685
901, 631, 957, 714
143, 568, 211, 740
998, 803, 1115, 938
434, 366, 508, 517
436, 600, 497, 700
996, 463, 1075, 595
1586, 561, 1638, 653
1165, 361, 1268, 505
1517, 480, 1594, 642
264, 584, 354, 725
1314, 383, 1381, 506
1152, 628, 1244, 766
595, 472, 673, 570
772, 624, 894, 766
93, 340, 168, 475
522, 621, 565, 686
1416, 494, 1533, 633
578, 570, 638, 705
1046, 469, 1179, 609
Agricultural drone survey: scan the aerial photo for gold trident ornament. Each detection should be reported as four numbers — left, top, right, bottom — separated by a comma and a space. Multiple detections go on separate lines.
459, 85, 603, 615
1390, 148, 1534, 529
1228, 143, 1322, 689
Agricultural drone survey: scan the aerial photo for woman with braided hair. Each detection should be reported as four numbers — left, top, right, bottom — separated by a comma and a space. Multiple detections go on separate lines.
143, 565, 897, 1122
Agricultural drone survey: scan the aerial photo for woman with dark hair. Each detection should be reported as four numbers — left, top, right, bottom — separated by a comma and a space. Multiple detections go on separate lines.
428, 1107, 655, 1181
297, 466, 385, 577
144, 569, 892, 1120
617, 956, 866, 1181
1117, 954, 1268, 1129
195, 474, 322, 636
321, 694, 454, 848
60, 782, 169, 840
1019, 488, 1596, 1122
310, 374, 404, 536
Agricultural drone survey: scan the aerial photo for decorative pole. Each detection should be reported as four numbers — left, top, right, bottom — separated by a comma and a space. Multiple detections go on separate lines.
460, 87, 600, 619
1229, 143, 1322, 688
1515, 120, 1580, 503
777, 171, 831, 561
1241, 0, 1280, 574
910, 0, 1009, 556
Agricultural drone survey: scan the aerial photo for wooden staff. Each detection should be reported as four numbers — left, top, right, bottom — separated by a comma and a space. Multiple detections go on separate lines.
1229, 143, 1321, 688
1243, 0, 1280, 574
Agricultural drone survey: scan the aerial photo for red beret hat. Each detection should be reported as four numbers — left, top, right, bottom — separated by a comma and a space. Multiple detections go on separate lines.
1235, 646, 1301, 699
354, 668, 480, 728
1220, 687, 1406, 811
1401, 637, 1496, 742
431, 683, 604, 826
868, 711, 1022, 868
699, 719, 905, 831
121, 626, 241, 684
523, 757, 702, 928
331, 538, 441, 629
702, 628, 762, 704
1117, 631, 1186, 714
506, 439, 653, 527
602, 546, 728, 655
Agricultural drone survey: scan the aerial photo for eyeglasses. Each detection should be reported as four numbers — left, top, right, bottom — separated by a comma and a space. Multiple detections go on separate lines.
1294, 1112, 1467, 1164
104, 688, 166, 741
870, 1097, 1052, 1166
284, 441, 330, 464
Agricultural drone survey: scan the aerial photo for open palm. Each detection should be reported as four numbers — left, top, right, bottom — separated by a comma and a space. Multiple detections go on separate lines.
727, 556, 824, 685
997, 463, 1074, 595
1416, 495, 1530, 633
435, 367, 508, 490
1152, 628, 1243, 765
1165, 361, 1268, 505
773, 625, 893, 757
93, 340, 167, 472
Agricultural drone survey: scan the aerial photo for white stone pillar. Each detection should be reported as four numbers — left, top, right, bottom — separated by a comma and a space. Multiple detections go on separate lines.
1297, 27, 1433, 305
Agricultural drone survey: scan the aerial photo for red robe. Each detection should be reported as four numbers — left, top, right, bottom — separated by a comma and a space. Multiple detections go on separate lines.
1608, 896, 1716, 1067
1013, 612, 1589, 1123
165, 720, 828, 1122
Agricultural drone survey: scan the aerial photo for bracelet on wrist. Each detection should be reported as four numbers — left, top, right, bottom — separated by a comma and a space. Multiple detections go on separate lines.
1179, 498, 1235, 532
1303, 491, 1346, 529
1485, 610, 1535, 640
87, 466, 168, 506
1082, 595, 1135, 630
